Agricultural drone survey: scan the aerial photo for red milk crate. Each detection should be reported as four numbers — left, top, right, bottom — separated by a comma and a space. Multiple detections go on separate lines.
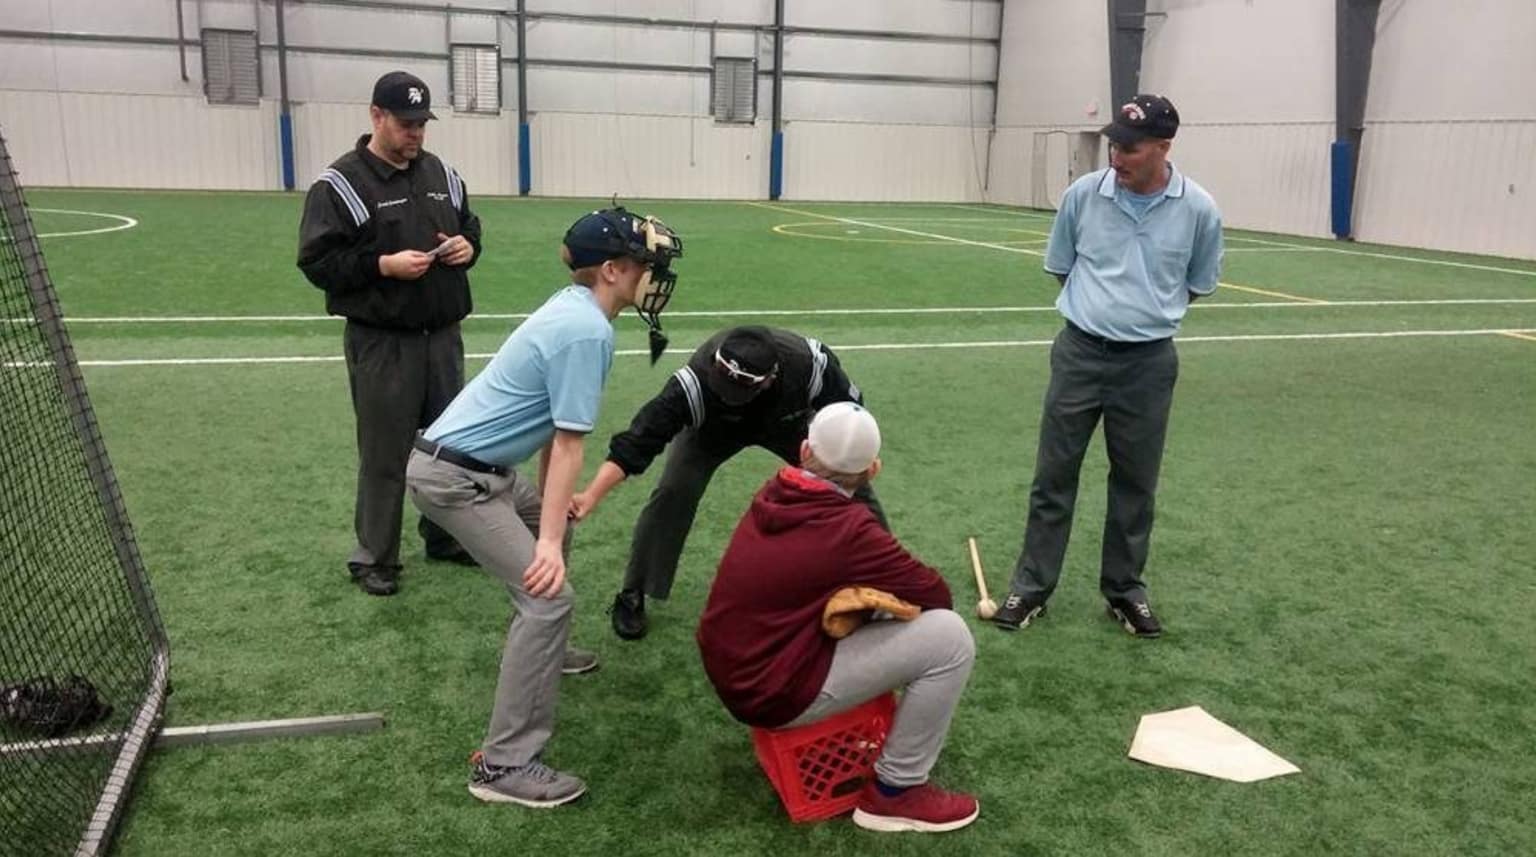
750, 692, 897, 822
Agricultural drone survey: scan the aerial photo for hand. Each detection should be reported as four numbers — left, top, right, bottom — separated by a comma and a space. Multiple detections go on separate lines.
568, 491, 599, 521
521, 537, 567, 598
434, 232, 474, 266
380, 250, 433, 280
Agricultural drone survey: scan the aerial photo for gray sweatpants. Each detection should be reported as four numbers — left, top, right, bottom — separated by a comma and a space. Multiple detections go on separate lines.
405, 449, 570, 768
1009, 324, 1179, 602
784, 609, 975, 787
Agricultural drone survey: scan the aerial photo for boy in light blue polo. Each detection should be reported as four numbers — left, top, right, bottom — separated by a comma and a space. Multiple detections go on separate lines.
406, 207, 681, 808
994, 94, 1222, 639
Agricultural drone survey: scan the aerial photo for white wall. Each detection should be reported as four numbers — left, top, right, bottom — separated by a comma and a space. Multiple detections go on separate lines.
986, 0, 1535, 259
985, 0, 1110, 207
0, 0, 1002, 201
1352, 0, 1536, 259
1138, 0, 1336, 238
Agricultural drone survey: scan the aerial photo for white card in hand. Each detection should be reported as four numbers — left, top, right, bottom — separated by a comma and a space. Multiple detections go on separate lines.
425, 238, 455, 259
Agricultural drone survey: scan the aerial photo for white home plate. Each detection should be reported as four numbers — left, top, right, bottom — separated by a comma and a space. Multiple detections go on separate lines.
1128, 706, 1299, 782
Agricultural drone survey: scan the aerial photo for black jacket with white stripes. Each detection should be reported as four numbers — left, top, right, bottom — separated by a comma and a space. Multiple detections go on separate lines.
296, 134, 481, 331
606, 328, 864, 476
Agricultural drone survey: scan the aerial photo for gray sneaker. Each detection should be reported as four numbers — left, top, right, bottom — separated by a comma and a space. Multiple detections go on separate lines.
561, 648, 599, 675
468, 756, 587, 808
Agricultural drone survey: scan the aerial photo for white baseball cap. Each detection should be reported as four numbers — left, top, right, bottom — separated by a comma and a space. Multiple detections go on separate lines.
807, 402, 881, 474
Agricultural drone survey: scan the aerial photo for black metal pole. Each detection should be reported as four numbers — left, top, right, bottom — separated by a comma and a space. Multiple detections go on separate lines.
769, 0, 784, 199
516, 0, 530, 195
175, 0, 189, 81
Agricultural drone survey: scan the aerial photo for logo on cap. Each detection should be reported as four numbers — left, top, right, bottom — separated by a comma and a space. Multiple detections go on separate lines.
1122, 102, 1146, 122
408, 87, 423, 105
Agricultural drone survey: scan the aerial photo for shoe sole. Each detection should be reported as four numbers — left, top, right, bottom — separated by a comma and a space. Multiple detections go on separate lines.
468, 781, 587, 808
1107, 606, 1161, 638
560, 661, 600, 676
851, 803, 980, 833
991, 605, 1044, 632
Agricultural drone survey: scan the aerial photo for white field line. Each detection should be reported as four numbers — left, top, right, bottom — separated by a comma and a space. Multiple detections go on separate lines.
1223, 247, 1327, 253
945, 207, 1536, 274
748, 201, 1046, 257
943, 203, 1058, 222
8, 327, 1532, 368
27, 208, 139, 238
14, 297, 1536, 326
1221, 235, 1536, 277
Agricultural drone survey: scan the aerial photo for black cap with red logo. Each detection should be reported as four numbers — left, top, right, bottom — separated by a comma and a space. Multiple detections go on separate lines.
1100, 94, 1179, 145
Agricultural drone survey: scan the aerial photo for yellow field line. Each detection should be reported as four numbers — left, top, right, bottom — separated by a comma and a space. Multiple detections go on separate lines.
1499, 330, 1536, 343
1219, 281, 1330, 304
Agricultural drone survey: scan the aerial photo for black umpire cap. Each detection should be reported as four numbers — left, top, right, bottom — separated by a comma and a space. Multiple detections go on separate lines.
372, 71, 437, 121
1100, 94, 1179, 146
708, 327, 780, 405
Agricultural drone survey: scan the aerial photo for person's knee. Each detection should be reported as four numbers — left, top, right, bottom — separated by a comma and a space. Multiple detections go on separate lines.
514, 585, 576, 623
918, 608, 975, 667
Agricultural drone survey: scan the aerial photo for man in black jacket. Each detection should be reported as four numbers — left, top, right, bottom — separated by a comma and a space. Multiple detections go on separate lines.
570, 326, 886, 639
297, 70, 481, 596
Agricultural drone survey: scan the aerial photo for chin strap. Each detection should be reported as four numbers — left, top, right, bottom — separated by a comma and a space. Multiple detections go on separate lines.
647, 326, 669, 366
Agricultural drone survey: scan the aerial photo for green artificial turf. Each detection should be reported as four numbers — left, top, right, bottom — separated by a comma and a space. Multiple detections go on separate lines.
12, 189, 1536, 856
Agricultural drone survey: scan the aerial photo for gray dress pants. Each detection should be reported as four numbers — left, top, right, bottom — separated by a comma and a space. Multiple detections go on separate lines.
1008, 324, 1179, 602
343, 320, 463, 571
784, 609, 975, 787
405, 449, 569, 768
621, 428, 888, 599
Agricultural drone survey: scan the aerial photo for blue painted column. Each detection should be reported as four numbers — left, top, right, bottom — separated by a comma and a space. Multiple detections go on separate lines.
769, 131, 783, 200
518, 123, 531, 196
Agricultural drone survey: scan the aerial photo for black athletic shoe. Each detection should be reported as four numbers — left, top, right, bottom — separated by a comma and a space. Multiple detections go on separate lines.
1106, 598, 1162, 638
992, 592, 1047, 631
609, 589, 647, 640
349, 564, 400, 597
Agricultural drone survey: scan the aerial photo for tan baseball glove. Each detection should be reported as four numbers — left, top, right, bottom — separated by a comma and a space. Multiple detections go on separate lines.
821, 586, 921, 639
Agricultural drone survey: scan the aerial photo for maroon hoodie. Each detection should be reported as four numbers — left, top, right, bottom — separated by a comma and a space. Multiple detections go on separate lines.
696, 467, 952, 728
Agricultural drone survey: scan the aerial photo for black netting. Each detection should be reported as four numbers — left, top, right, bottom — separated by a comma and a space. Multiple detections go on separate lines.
0, 131, 168, 856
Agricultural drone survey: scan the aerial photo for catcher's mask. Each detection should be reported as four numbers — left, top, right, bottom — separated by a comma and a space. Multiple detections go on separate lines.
707, 326, 780, 406
562, 207, 683, 364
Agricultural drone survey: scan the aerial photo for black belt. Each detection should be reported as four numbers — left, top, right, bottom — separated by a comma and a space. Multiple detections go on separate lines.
413, 435, 507, 476
1065, 320, 1170, 351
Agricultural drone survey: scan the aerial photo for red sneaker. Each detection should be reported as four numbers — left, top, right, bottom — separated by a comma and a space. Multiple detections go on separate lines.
851, 780, 979, 833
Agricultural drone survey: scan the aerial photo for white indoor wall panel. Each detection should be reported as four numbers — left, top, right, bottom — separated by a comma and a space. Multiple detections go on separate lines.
1167, 122, 1333, 238
272, 53, 452, 107
449, 12, 505, 45
527, 67, 706, 116
783, 79, 992, 125
0, 90, 277, 189
528, 0, 770, 24
1367, 0, 1536, 121
276, 5, 449, 57
0, 41, 207, 97
0, 90, 72, 187
1141, 0, 1333, 123
290, 102, 521, 197
780, 123, 987, 202
0, 0, 177, 37
991, 0, 1109, 129
525, 20, 713, 67
1354, 122, 1536, 260
787, 0, 1000, 38
782, 35, 995, 80
979, 127, 1035, 208
531, 113, 766, 199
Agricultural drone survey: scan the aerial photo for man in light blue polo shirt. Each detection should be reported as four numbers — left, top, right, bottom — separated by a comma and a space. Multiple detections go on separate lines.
406, 207, 681, 807
993, 94, 1222, 639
